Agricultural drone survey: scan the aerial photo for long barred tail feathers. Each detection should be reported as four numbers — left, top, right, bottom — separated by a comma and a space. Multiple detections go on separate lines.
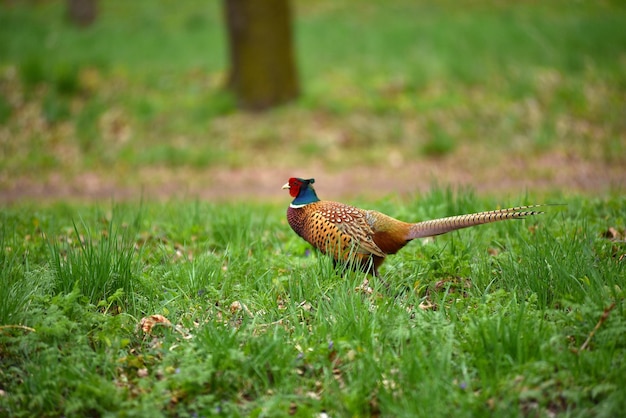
407, 204, 549, 240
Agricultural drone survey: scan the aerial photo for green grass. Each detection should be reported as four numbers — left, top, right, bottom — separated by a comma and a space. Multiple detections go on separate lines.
1, 191, 625, 416
0, 0, 624, 178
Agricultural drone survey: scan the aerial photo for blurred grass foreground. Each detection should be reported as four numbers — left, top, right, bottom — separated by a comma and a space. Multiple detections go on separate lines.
0, 0, 625, 201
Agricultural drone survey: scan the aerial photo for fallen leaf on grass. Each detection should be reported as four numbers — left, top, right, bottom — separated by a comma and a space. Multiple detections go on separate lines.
418, 300, 436, 310
230, 300, 253, 317
138, 314, 193, 340
602, 227, 624, 241
139, 314, 171, 334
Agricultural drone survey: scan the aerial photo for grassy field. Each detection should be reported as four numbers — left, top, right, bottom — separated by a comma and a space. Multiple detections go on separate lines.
1, 0, 626, 416
1, 192, 625, 416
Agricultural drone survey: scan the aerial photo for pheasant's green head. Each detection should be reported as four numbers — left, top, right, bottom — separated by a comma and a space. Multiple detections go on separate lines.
282, 177, 320, 207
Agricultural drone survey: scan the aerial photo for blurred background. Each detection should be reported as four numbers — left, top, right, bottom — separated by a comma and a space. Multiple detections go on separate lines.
1, 0, 625, 203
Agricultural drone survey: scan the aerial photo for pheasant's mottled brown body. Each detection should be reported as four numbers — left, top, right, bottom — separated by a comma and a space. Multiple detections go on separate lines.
283, 177, 543, 276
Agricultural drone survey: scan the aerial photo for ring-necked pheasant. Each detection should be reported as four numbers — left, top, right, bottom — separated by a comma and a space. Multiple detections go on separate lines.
283, 177, 544, 276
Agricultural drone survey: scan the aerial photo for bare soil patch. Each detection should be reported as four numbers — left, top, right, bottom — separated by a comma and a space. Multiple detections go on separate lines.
2, 150, 623, 205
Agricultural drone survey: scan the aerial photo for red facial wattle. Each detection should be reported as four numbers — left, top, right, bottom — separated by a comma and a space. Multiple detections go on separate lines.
288, 178, 302, 197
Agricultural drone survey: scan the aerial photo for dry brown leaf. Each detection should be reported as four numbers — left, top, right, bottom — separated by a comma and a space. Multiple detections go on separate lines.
603, 227, 623, 241
419, 300, 435, 310
139, 314, 171, 334
230, 301, 243, 313
230, 300, 253, 317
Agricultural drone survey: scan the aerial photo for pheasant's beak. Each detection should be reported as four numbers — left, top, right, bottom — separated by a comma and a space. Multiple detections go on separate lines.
282, 183, 290, 190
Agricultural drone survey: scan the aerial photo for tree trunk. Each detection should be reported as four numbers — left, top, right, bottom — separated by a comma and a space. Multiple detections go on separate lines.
66, 0, 98, 27
223, 0, 299, 111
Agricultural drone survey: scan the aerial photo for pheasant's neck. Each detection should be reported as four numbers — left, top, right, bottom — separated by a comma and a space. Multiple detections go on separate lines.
291, 187, 320, 207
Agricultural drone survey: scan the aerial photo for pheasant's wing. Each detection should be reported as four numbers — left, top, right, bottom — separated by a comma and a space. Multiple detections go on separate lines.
335, 215, 387, 258
313, 202, 386, 258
